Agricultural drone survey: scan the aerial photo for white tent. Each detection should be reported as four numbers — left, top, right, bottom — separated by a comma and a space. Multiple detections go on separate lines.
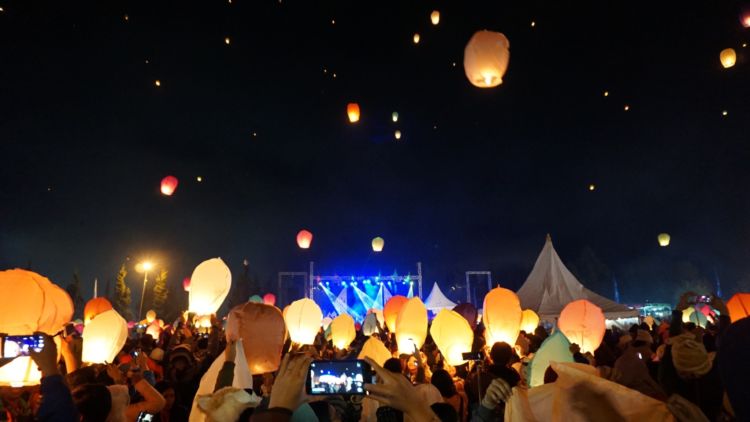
424, 282, 457, 312
516, 236, 638, 321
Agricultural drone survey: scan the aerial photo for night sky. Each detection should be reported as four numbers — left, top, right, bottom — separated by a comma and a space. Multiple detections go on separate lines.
1, 1, 749, 305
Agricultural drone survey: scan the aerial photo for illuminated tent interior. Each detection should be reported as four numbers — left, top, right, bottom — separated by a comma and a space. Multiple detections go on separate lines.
424, 282, 457, 313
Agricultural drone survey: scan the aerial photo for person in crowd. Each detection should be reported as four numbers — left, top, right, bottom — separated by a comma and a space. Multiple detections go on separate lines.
154, 381, 189, 422
465, 341, 520, 410
431, 369, 468, 421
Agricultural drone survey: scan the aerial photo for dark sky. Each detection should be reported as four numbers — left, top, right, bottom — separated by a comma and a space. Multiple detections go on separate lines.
1, 0, 749, 305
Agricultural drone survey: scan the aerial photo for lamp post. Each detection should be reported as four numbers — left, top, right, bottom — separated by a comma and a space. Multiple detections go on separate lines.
138, 261, 154, 320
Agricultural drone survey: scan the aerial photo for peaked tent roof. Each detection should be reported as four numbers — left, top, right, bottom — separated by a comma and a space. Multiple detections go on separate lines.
424, 282, 457, 311
516, 236, 638, 320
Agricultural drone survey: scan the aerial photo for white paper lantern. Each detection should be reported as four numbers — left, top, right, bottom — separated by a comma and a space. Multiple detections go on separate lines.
82, 309, 128, 364
189, 258, 232, 315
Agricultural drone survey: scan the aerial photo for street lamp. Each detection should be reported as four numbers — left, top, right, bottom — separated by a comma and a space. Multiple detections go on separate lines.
138, 261, 154, 320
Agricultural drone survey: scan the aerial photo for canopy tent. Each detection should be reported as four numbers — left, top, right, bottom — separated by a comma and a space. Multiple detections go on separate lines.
516, 236, 638, 321
424, 282, 457, 312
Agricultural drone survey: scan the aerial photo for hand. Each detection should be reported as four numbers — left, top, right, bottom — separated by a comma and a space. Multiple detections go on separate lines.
481, 378, 512, 409
29, 332, 59, 377
267, 353, 311, 411
363, 357, 439, 421
106, 364, 126, 385
136, 350, 150, 370
709, 295, 728, 316
224, 340, 237, 363
676, 291, 697, 311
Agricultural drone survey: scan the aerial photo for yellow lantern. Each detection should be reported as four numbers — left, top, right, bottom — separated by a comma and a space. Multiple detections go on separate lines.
395, 297, 428, 354
720, 48, 736, 68
463, 30, 510, 88
482, 287, 522, 346
384, 295, 408, 332
347, 103, 360, 123
430, 309, 473, 366
189, 258, 232, 315
226, 302, 287, 373
371, 236, 385, 252
82, 309, 128, 364
146, 309, 156, 324
330, 313, 356, 349
658, 233, 670, 247
413, 33, 420, 44
284, 298, 323, 345
430, 10, 440, 25
392, 111, 399, 122
519, 309, 540, 334
394, 130, 402, 140
358, 336, 392, 366
558, 299, 605, 354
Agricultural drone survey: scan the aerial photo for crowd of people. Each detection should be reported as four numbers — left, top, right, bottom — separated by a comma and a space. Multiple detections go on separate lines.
1, 291, 749, 421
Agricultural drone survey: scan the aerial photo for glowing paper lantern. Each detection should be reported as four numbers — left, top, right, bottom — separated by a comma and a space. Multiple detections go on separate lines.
82, 309, 128, 364
453, 303, 478, 330
249, 295, 263, 303
657, 233, 671, 247
146, 322, 162, 339
681, 306, 695, 323
384, 295, 408, 332
84, 297, 113, 325
347, 103, 360, 123
263, 293, 276, 306
644, 315, 655, 330
160, 175, 179, 196
146, 310, 157, 324
358, 337, 392, 366
558, 299, 606, 354
395, 297, 428, 354
296, 229, 313, 249
330, 313, 356, 349
463, 30, 510, 88
363, 312, 379, 336
394, 130, 402, 140
392, 111, 399, 122
413, 33, 421, 44
527, 331, 574, 387
727, 293, 750, 323
371, 236, 385, 252
284, 298, 323, 345
720, 48, 737, 68
482, 287, 522, 346
183, 277, 191, 292
430, 10, 440, 25
430, 309, 473, 366
519, 309, 540, 334
189, 258, 232, 315
741, 10, 750, 28
687, 306, 708, 328
226, 302, 287, 373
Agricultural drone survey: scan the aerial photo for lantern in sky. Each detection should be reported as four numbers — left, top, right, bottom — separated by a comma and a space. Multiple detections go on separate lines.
413, 33, 420, 44
527, 331, 574, 387
392, 111, 399, 122
720, 48, 737, 68
182, 277, 191, 292
453, 303, 478, 330
726, 293, 750, 323
395, 297, 428, 354
742, 10, 750, 28
146, 310, 156, 324
189, 258, 232, 315
482, 287, 522, 346
83, 297, 113, 325
263, 293, 276, 306
558, 299, 606, 354
394, 130, 402, 140
82, 309, 128, 364
160, 175, 178, 196
331, 313, 356, 349
384, 295, 408, 332
463, 30, 510, 88
430, 10, 440, 25
430, 309, 473, 366
284, 298, 323, 345
296, 229, 313, 249
371, 236, 385, 252
358, 337, 392, 366
226, 302, 286, 373
658, 233, 671, 247
347, 103, 360, 123
519, 309, 540, 334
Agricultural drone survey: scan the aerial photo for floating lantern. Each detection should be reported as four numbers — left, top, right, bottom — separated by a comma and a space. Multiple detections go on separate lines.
658, 233, 671, 247
527, 331, 574, 387
146, 310, 156, 324
742, 10, 750, 28
347, 103, 360, 123
413, 33, 421, 44
430, 309, 473, 366
720, 48, 737, 68
160, 175, 178, 196
84, 297, 113, 325
453, 303, 478, 330
331, 313, 356, 349
284, 298, 322, 345
358, 337, 392, 366
189, 258, 232, 315
392, 111, 399, 122
463, 30, 510, 88
183, 277, 191, 292
248, 295, 263, 303
430, 10, 440, 25
482, 287, 522, 346
371, 236, 385, 252
226, 302, 286, 373
154, 80, 161, 87
384, 295, 408, 332
727, 293, 750, 323
395, 297, 428, 354
296, 229, 313, 249
519, 309, 540, 333
224, 37, 231, 45
394, 130, 402, 140
263, 293, 276, 306
588, 184, 596, 191
558, 299, 605, 354
82, 309, 128, 364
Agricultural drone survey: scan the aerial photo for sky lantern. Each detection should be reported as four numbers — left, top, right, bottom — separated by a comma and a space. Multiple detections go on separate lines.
463, 30, 510, 88
371, 236, 385, 252
263, 293, 276, 306
358, 337, 392, 366
741, 10, 750, 28
145, 322, 162, 339
726, 293, 750, 323
83, 297, 113, 325
330, 313, 356, 349
189, 258, 232, 315
527, 331, 574, 387
363, 312, 379, 336
482, 287, 522, 346
347, 103, 360, 123
720, 48, 737, 68
160, 175, 178, 196
395, 297, 428, 354
394, 130, 402, 140
430, 10, 440, 25
249, 295, 263, 303
284, 298, 323, 345
658, 233, 671, 247
182, 277, 191, 292
557, 299, 606, 354
392, 111, 399, 122
430, 309, 473, 366
453, 303, 478, 330
519, 309, 540, 333
384, 295, 408, 332
82, 309, 128, 364
226, 302, 287, 373
146, 309, 157, 324
413, 33, 420, 44
296, 229, 313, 249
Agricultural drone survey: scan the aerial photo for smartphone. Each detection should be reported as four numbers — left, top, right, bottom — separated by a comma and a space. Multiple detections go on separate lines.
693, 295, 711, 304
462, 351, 484, 361
64, 323, 77, 337
637, 352, 643, 359
306, 359, 375, 396
135, 412, 154, 422
2, 335, 44, 358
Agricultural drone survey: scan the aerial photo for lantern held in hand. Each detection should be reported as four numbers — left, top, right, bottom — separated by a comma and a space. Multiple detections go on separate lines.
384, 295, 408, 332
430, 309, 473, 366
189, 258, 232, 315
284, 298, 323, 345
226, 302, 287, 373
331, 313, 356, 349
558, 299, 606, 354
82, 309, 128, 364
358, 336, 392, 366
519, 309, 540, 334
395, 297, 428, 354
482, 287, 522, 346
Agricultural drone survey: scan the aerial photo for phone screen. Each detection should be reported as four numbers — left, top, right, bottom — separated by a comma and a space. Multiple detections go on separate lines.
306, 360, 374, 396
2, 335, 44, 358
135, 412, 154, 422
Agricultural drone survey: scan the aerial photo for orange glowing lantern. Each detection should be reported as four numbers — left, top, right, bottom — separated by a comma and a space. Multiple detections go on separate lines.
430, 10, 440, 25
430, 309, 473, 366
720, 48, 737, 68
395, 297, 428, 354
347, 103, 360, 123
182, 277, 191, 292
330, 313, 356, 349
384, 295, 408, 332
226, 302, 287, 373
189, 258, 232, 315
742, 10, 750, 28
358, 336, 392, 366
82, 309, 128, 364
145, 322, 162, 339
146, 310, 157, 324
482, 287, 522, 346
727, 293, 750, 323
371, 236, 385, 252
558, 299, 606, 354
296, 229, 313, 249
284, 298, 322, 345
263, 293, 276, 306
519, 309, 540, 334
463, 30, 510, 88
160, 175, 179, 196
83, 297, 113, 325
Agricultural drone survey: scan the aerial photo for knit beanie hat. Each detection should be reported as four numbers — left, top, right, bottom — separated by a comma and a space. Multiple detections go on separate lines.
669, 334, 711, 378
